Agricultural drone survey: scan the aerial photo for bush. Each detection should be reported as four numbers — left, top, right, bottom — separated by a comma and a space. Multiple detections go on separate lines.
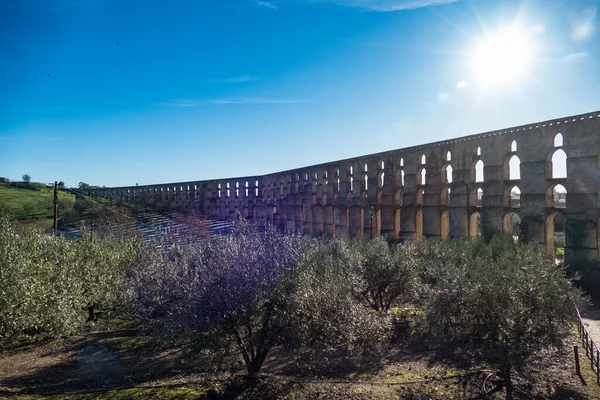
0, 207, 142, 337
424, 235, 584, 399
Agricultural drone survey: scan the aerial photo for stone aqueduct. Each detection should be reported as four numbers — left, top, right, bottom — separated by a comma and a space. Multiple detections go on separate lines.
89, 110, 600, 261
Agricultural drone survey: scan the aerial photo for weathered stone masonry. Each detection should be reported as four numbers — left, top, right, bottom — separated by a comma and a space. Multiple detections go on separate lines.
89, 111, 600, 262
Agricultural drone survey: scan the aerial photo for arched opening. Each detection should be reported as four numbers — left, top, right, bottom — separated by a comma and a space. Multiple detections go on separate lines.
546, 212, 565, 262
364, 174, 368, 191
218, 183, 221, 198
444, 164, 453, 183
380, 172, 385, 187
441, 211, 449, 239
476, 146, 482, 156
506, 186, 521, 208
507, 155, 521, 180
446, 151, 451, 161
418, 168, 427, 185
245, 181, 249, 197
511, 140, 517, 152
441, 187, 451, 205
400, 158, 404, 167
474, 160, 484, 183
416, 209, 423, 238
236, 182, 240, 197
503, 212, 521, 241
554, 133, 563, 147
469, 212, 481, 240
546, 184, 567, 208
471, 188, 483, 207
551, 149, 567, 179
420, 154, 426, 165
417, 189, 424, 206
401, 170, 405, 186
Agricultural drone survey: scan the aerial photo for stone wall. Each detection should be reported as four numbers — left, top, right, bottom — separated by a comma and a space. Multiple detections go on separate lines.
89, 110, 600, 261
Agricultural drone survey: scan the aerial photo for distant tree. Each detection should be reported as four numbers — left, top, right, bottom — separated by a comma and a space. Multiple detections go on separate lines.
425, 236, 585, 400
57, 181, 65, 190
78, 182, 90, 189
22, 174, 31, 184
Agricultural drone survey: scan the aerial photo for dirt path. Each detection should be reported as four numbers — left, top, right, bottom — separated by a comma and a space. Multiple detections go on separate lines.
581, 308, 600, 350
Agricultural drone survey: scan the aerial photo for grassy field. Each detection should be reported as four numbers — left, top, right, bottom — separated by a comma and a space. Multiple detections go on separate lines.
0, 183, 76, 231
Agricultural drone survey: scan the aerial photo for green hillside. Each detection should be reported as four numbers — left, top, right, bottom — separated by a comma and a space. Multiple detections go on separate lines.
0, 183, 76, 231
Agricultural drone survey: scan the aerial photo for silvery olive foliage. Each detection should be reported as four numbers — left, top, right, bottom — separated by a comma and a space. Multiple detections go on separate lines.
282, 235, 393, 359
423, 235, 585, 400
124, 218, 304, 377
124, 222, 398, 377
0, 208, 141, 337
352, 235, 418, 312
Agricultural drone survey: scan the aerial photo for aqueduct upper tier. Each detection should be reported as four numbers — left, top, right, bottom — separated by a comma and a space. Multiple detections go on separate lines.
89, 110, 600, 261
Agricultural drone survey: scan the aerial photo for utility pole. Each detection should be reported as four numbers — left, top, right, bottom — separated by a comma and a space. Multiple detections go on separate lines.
53, 181, 58, 238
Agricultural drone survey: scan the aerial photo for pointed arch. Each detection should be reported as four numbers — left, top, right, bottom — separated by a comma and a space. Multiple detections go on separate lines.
546, 184, 567, 208
441, 187, 451, 205
546, 212, 565, 260
554, 133, 563, 147
551, 149, 567, 179
503, 212, 521, 239
510, 140, 517, 152
504, 186, 521, 208
474, 160, 484, 183
471, 188, 483, 207
446, 151, 451, 161
416, 189, 424, 206
418, 168, 427, 185
505, 155, 521, 180
420, 154, 426, 165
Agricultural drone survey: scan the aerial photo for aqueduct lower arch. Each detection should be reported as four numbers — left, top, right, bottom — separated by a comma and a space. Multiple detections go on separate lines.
89, 111, 600, 263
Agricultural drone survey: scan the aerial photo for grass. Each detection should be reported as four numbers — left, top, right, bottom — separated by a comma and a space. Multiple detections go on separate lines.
0, 183, 75, 231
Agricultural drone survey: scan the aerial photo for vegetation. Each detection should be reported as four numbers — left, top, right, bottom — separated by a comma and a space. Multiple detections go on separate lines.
0, 211, 591, 399
0, 182, 75, 222
0, 208, 142, 337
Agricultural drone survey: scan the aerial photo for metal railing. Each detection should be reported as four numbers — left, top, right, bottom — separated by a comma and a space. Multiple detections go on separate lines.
576, 308, 600, 386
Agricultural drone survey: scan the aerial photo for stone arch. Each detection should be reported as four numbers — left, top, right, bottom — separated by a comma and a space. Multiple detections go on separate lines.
504, 185, 521, 208
503, 212, 521, 238
416, 209, 423, 238
469, 212, 481, 240
510, 140, 517, 152
470, 187, 483, 207
473, 160, 484, 183
394, 189, 403, 206
554, 133, 563, 147
419, 154, 426, 165
504, 155, 521, 181
442, 164, 453, 184
550, 149, 567, 179
418, 167, 427, 185
546, 212, 566, 260
416, 188, 424, 206
546, 184, 567, 208
474, 146, 482, 156
441, 211, 449, 239
440, 187, 451, 206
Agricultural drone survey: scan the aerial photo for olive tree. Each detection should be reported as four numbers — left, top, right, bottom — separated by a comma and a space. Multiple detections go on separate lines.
352, 236, 417, 312
425, 236, 584, 399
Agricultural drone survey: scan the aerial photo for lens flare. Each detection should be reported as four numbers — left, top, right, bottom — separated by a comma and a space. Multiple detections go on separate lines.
471, 28, 534, 89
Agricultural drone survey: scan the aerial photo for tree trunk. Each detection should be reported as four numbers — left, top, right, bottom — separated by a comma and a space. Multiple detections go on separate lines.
504, 365, 513, 400
86, 305, 96, 322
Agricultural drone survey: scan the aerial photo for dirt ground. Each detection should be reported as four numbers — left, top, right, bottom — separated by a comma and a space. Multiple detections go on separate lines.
1, 320, 599, 400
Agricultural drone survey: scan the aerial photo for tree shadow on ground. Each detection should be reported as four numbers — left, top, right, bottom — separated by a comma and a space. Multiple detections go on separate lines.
0, 328, 240, 396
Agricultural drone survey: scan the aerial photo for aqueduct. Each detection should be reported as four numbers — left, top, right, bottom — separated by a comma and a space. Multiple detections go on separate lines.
89, 110, 600, 262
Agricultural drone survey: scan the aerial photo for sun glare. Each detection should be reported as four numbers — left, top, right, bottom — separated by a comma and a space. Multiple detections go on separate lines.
472, 28, 534, 89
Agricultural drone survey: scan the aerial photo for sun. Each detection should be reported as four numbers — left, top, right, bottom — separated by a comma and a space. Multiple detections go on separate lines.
471, 28, 534, 89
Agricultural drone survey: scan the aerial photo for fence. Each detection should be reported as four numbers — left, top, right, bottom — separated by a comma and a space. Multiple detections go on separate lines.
575, 308, 600, 386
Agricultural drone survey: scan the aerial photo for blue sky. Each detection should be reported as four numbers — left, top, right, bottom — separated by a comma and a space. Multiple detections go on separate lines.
1, 0, 598, 187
